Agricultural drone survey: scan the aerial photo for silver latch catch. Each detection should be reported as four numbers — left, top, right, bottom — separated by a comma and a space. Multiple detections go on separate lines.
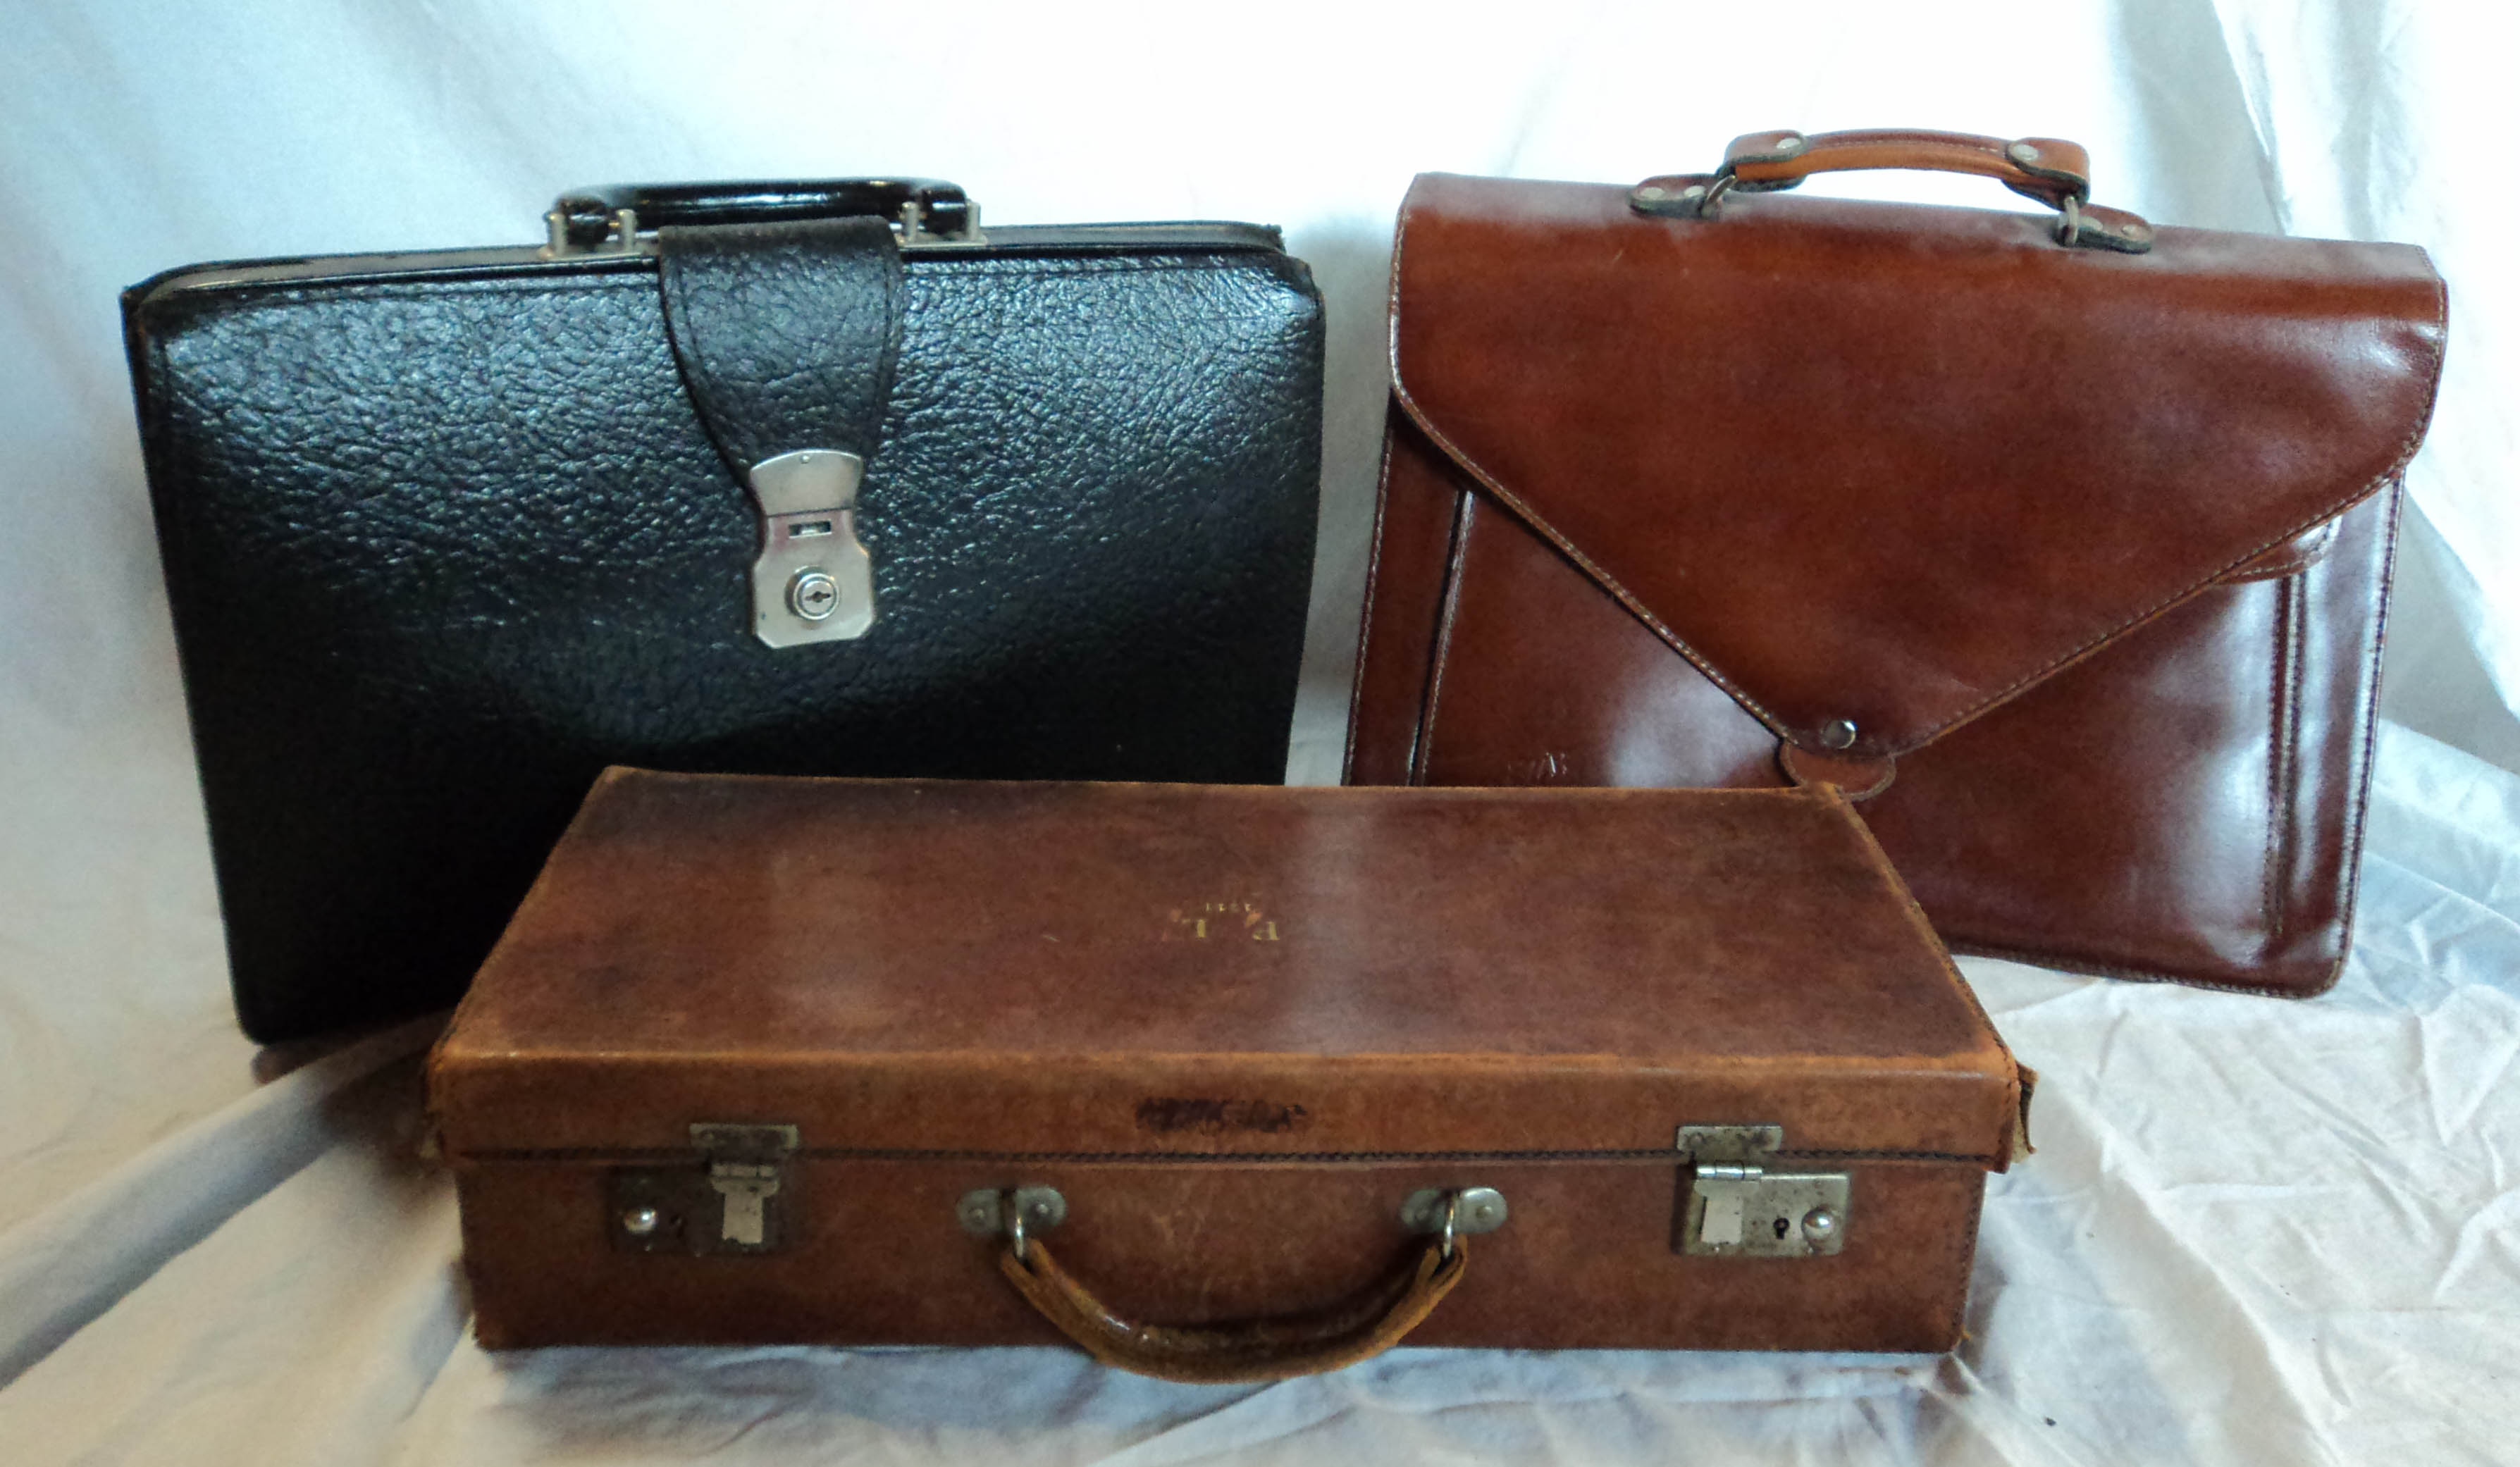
610, 1122, 801, 1255
748, 449, 874, 648
1675, 1123, 1850, 1258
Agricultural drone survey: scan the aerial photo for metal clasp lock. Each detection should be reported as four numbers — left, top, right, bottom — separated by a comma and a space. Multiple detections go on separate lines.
610, 1122, 800, 1255
744, 449, 876, 647
1675, 1124, 1850, 1258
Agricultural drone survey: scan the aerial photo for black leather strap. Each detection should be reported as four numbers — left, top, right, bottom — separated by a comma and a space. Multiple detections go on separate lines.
655, 216, 904, 473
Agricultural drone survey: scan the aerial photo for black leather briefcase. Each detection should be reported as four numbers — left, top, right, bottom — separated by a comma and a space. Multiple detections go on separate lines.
124, 179, 1324, 1040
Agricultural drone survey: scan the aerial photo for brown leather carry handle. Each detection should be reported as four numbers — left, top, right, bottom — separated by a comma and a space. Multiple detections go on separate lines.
1728, 128, 2092, 204
1631, 127, 2155, 254
997, 1237, 1467, 1384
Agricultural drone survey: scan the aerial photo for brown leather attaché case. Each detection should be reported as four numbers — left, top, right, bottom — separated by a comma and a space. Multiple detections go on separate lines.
1345, 128, 2447, 997
431, 769, 2026, 1378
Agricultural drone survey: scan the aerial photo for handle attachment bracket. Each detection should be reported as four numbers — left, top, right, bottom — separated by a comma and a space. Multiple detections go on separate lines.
543, 178, 983, 257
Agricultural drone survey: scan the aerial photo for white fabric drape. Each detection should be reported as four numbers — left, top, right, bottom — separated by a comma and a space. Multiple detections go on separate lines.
2201, 0, 2520, 764
4, 4, 2514, 1462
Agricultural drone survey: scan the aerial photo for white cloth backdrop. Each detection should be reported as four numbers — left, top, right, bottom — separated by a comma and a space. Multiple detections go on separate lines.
3, 3, 2516, 1463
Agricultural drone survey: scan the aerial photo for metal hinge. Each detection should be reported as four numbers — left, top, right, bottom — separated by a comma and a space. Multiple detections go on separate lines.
894, 198, 985, 249
542, 204, 647, 258
539, 199, 984, 259
609, 1122, 799, 1256
1674, 1124, 1850, 1258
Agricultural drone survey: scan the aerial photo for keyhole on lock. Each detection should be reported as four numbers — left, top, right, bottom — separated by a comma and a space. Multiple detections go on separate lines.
789, 569, 841, 621
1772, 1216, 1791, 1240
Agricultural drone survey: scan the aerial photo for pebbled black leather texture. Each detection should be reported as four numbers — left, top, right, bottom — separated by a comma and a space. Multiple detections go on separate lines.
126, 227, 1324, 1041
657, 216, 903, 471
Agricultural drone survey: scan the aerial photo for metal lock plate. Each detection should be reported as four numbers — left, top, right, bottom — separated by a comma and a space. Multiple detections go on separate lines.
748, 450, 874, 648
610, 1122, 800, 1256
1675, 1124, 1851, 1258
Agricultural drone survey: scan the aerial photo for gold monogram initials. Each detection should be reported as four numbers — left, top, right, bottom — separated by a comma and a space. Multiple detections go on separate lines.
1166, 899, 1281, 942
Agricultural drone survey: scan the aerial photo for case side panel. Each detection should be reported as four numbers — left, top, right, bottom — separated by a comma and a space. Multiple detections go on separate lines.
459, 1156, 1983, 1354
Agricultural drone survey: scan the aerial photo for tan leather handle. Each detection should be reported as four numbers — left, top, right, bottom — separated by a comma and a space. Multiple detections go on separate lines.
997, 1237, 1466, 1384
1727, 128, 2092, 206
1631, 127, 2154, 253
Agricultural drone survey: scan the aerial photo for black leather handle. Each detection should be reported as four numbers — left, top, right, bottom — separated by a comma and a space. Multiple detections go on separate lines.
554, 178, 972, 249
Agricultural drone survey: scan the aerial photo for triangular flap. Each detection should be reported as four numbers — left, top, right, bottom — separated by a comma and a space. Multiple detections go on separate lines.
1390, 173, 2445, 756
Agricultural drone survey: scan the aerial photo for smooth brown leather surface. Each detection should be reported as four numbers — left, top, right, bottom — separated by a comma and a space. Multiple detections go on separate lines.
1349, 170, 2442, 996
434, 770, 2018, 1352
1386, 173, 2442, 760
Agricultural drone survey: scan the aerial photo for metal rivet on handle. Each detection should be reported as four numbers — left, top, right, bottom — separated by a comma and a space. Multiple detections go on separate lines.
1680, 184, 1707, 200
1774, 135, 1806, 156
2121, 221, 2152, 241
1820, 719, 1858, 750
2006, 141, 2041, 164
621, 1206, 661, 1237
1636, 185, 1668, 202
1801, 1206, 1840, 1242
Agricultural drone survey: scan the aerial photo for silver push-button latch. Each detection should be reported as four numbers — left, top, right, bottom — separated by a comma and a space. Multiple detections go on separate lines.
1675, 1124, 1851, 1258
748, 449, 874, 648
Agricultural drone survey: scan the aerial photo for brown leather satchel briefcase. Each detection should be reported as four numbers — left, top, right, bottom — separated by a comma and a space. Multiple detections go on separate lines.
431, 770, 2027, 1377
1346, 128, 2447, 998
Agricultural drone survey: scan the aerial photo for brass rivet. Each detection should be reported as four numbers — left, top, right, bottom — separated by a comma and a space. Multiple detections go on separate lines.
2006, 141, 2041, 164
622, 1206, 661, 1237
1820, 719, 1858, 750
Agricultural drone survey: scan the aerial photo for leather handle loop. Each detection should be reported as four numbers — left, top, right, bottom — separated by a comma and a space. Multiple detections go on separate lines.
1724, 128, 2092, 206
1631, 128, 2156, 254
997, 1238, 1467, 1384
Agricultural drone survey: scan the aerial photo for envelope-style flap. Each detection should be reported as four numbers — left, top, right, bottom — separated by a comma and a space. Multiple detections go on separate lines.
1389, 173, 2445, 757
